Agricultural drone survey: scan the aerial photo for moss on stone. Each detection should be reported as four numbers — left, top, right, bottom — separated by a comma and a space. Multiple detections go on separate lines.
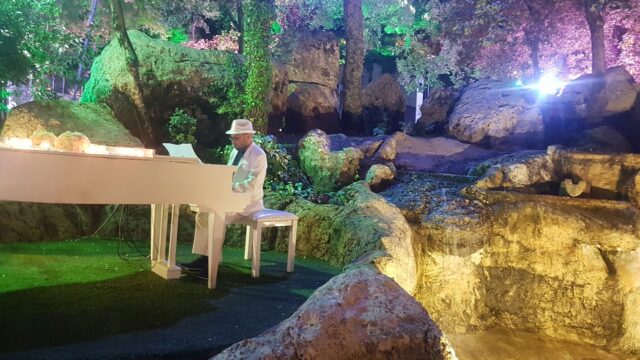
80, 30, 239, 146
82, 30, 232, 104
2, 100, 141, 147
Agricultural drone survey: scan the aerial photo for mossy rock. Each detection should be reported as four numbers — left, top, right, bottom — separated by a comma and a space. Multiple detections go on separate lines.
1, 100, 142, 147
298, 130, 363, 192
0, 203, 95, 243
81, 30, 239, 147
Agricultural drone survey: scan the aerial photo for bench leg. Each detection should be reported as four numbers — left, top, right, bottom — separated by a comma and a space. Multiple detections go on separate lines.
251, 224, 261, 278
244, 225, 252, 260
287, 220, 297, 273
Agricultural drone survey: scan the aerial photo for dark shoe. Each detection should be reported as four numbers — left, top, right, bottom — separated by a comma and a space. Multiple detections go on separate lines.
180, 256, 208, 271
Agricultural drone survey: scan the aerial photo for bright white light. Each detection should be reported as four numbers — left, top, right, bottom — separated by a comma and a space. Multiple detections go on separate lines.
86, 144, 109, 155
39, 141, 52, 150
537, 74, 563, 96
5, 137, 33, 149
515, 79, 524, 87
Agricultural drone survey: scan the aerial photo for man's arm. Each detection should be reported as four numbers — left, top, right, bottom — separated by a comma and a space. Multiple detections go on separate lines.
232, 153, 267, 193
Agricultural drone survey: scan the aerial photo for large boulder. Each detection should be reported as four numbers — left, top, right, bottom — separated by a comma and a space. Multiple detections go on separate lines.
602, 66, 639, 116
414, 88, 457, 135
362, 74, 406, 135
81, 30, 237, 147
298, 130, 363, 192
284, 83, 340, 134
1, 100, 142, 147
212, 266, 456, 360
268, 63, 289, 134
286, 31, 340, 89
448, 80, 545, 148
558, 66, 638, 122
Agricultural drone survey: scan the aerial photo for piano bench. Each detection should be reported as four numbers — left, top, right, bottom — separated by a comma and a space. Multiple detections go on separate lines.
230, 209, 298, 278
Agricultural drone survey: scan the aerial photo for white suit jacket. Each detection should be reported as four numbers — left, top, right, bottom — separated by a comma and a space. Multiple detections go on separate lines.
227, 142, 267, 215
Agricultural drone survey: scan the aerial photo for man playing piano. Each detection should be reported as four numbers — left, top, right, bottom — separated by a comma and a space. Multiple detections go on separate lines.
181, 119, 268, 272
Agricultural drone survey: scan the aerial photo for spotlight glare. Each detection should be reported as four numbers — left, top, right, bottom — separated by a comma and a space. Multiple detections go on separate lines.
537, 74, 563, 96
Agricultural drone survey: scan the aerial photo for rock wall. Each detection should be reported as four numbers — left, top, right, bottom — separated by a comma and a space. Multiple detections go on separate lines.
394, 168, 640, 355
283, 31, 341, 134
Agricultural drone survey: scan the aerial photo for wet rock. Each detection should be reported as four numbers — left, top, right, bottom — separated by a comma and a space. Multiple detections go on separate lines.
298, 130, 363, 192
448, 80, 544, 147
362, 74, 406, 135
380, 172, 474, 224
474, 151, 556, 190
212, 266, 456, 360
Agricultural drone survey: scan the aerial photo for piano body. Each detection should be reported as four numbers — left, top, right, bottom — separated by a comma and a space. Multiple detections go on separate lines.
0, 146, 249, 289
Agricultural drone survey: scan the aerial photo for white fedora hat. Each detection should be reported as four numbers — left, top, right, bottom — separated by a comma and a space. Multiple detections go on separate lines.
225, 119, 256, 135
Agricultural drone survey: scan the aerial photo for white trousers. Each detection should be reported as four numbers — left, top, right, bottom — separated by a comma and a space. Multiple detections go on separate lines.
192, 212, 248, 256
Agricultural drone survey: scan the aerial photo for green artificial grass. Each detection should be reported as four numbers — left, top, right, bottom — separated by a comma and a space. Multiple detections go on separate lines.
0, 237, 340, 353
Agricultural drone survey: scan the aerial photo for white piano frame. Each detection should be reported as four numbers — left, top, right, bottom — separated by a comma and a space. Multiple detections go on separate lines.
0, 147, 249, 289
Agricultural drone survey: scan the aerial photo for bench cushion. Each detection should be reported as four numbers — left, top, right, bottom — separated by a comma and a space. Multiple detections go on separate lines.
250, 209, 298, 222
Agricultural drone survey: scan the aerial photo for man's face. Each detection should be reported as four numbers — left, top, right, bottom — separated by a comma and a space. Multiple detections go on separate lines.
229, 133, 253, 151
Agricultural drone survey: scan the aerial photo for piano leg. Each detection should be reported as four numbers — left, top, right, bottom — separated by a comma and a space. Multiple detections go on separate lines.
207, 211, 226, 289
150, 204, 182, 280
150, 204, 160, 262
167, 204, 180, 271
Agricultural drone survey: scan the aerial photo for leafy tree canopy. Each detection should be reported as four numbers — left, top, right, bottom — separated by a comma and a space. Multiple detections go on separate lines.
0, 0, 67, 85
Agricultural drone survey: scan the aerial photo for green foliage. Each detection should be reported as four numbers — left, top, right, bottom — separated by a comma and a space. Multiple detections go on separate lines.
254, 134, 308, 186
167, 28, 188, 43
396, 42, 469, 91
167, 108, 197, 145
243, 0, 275, 133
0, 89, 10, 112
0, 0, 68, 96
271, 20, 283, 35
206, 55, 247, 119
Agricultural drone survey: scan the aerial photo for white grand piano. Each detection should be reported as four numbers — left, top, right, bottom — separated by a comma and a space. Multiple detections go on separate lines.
0, 145, 249, 289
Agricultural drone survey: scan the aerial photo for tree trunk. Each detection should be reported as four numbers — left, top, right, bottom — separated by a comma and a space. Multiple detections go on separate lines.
584, 0, 606, 75
342, 0, 365, 134
72, 0, 99, 101
236, 0, 244, 54
109, 0, 156, 146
